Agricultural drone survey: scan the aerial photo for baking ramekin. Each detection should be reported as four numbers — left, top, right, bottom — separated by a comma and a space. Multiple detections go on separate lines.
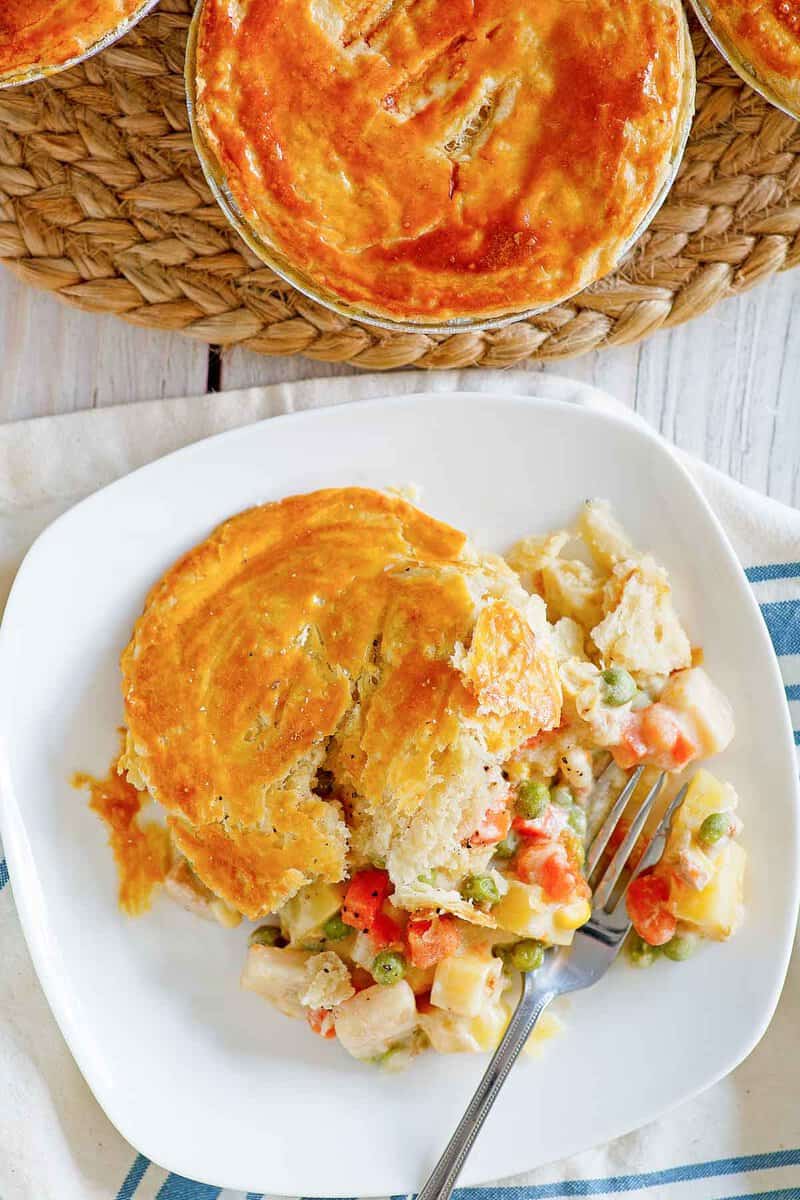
0, 0, 162, 90
687, 0, 800, 121
185, 3, 696, 336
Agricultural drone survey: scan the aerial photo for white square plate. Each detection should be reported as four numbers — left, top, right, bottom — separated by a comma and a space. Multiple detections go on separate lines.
0, 392, 797, 1197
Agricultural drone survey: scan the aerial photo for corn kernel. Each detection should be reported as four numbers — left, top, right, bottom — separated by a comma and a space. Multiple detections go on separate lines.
554, 898, 591, 931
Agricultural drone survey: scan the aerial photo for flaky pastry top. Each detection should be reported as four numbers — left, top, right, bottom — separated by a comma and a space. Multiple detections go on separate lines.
0, 0, 143, 79
195, 0, 688, 322
121, 488, 561, 916
703, 0, 800, 107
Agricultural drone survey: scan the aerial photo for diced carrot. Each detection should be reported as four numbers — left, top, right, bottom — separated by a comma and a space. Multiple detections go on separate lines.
540, 849, 581, 903
513, 806, 562, 840
612, 713, 648, 769
641, 705, 700, 770
468, 800, 511, 847
613, 706, 700, 772
515, 840, 579, 902
626, 872, 676, 946
306, 1007, 336, 1038
407, 915, 462, 969
342, 868, 391, 934
605, 819, 648, 874
369, 911, 404, 950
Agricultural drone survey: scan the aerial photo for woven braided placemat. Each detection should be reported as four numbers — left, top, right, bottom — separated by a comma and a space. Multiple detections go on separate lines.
1, 1, 798, 370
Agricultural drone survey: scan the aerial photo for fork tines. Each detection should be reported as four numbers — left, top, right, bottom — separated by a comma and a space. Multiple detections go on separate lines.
585, 765, 689, 927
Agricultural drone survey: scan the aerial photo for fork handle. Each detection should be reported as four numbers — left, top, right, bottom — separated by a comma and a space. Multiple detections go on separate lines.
416, 980, 557, 1200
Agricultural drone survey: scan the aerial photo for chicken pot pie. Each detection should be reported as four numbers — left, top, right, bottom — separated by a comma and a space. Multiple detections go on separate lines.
0, 0, 155, 85
694, 0, 800, 114
190, 0, 694, 326
80, 491, 745, 1067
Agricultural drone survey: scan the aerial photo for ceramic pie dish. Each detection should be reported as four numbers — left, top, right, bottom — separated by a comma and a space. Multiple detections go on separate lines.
186, 0, 696, 334
688, 0, 800, 120
0, 0, 161, 89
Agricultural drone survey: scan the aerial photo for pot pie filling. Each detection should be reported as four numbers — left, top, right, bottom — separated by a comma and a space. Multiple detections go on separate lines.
193, 0, 689, 322
0, 0, 144, 80
80, 489, 746, 1066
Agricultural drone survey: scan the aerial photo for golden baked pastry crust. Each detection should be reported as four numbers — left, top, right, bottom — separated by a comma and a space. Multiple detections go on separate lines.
121, 488, 561, 917
0, 0, 143, 79
702, 0, 800, 108
194, 0, 689, 323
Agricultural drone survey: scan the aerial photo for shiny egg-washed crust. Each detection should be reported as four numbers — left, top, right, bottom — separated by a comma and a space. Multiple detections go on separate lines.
702, 0, 800, 108
121, 489, 562, 918
0, 0, 143, 80
194, 0, 688, 323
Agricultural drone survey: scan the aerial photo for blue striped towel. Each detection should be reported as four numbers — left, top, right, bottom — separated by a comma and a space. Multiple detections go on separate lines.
0, 371, 797, 1200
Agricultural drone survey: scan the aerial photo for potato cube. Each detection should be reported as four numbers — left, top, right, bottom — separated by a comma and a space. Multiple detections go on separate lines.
419, 998, 509, 1054
419, 1008, 481, 1054
671, 767, 736, 841
334, 981, 417, 1061
405, 962, 436, 996
493, 881, 577, 946
431, 952, 501, 1018
470, 1000, 510, 1051
672, 841, 746, 939
279, 880, 345, 945
240, 944, 310, 1018
493, 880, 548, 937
660, 670, 735, 759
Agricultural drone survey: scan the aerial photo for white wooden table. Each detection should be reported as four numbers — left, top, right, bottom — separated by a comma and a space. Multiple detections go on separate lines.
1, 267, 798, 509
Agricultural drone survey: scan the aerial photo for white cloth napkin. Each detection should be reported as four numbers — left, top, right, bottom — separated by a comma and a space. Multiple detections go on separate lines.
0, 371, 798, 1200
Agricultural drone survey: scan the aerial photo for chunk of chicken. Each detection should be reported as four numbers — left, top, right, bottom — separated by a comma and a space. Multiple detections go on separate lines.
333, 981, 417, 1061
164, 857, 241, 927
241, 944, 310, 1018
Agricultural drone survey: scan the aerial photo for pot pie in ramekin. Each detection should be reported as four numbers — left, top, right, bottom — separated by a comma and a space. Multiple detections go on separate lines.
188, 0, 695, 330
689, 0, 800, 117
0, 0, 160, 88
79, 489, 745, 1066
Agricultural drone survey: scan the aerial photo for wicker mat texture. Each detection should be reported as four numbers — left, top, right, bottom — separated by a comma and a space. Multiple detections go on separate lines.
0, 1, 799, 369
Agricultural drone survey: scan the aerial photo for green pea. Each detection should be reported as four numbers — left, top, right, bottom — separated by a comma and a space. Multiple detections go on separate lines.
627, 933, 659, 968
698, 812, 730, 847
249, 925, 284, 948
662, 934, 697, 962
372, 950, 406, 985
601, 667, 637, 707
516, 780, 550, 820
322, 912, 350, 941
510, 939, 545, 972
565, 830, 586, 868
461, 874, 501, 906
551, 786, 574, 808
493, 830, 520, 860
567, 805, 587, 839
301, 941, 325, 953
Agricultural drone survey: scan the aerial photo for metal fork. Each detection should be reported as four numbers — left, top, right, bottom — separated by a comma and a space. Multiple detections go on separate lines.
416, 765, 689, 1200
